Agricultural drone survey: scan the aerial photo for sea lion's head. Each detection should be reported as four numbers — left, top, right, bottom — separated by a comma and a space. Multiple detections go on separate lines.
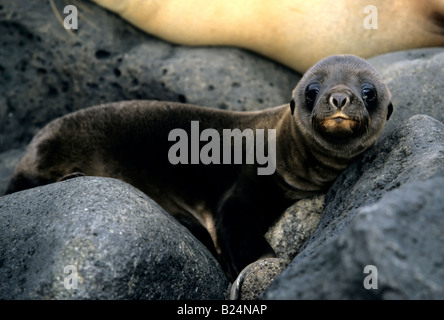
290, 54, 393, 155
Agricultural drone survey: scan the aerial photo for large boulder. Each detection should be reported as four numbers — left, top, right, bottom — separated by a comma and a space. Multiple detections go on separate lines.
0, 177, 228, 299
263, 115, 444, 299
368, 48, 444, 140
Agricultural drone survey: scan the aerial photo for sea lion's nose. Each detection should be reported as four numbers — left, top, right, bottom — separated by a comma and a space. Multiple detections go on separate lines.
329, 92, 350, 109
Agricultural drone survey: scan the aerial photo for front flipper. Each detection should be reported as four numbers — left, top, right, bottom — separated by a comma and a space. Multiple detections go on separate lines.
215, 193, 276, 281
229, 257, 288, 300
58, 172, 86, 181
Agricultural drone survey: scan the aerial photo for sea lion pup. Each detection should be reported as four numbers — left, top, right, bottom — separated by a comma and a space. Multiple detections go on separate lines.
90, 0, 444, 73
5, 55, 393, 281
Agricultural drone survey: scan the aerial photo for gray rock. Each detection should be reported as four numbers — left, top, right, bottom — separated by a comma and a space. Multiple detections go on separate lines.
368, 48, 444, 140
233, 258, 288, 300
0, 148, 24, 195
265, 195, 325, 263
0, 177, 228, 299
0, 0, 300, 153
263, 115, 444, 299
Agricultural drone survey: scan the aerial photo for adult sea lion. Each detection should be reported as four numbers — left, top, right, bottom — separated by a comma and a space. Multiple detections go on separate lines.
90, 0, 444, 73
4, 55, 393, 280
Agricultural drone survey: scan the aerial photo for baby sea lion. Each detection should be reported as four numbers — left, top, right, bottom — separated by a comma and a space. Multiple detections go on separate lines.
5, 55, 393, 281
91, 0, 444, 73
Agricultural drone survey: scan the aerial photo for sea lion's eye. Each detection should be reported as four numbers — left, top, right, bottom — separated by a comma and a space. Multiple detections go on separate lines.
361, 83, 377, 108
305, 83, 320, 109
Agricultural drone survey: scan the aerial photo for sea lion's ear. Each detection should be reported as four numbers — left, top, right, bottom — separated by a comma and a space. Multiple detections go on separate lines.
290, 99, 295, 115
386, 102, 393, 120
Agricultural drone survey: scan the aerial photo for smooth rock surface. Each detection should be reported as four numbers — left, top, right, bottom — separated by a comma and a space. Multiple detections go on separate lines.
0, 177, 229, 299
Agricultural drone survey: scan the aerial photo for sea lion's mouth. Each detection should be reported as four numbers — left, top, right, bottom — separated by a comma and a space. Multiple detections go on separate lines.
325, 111, 351, 121
331, 116, 348, 123
319, 112, 357, 135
